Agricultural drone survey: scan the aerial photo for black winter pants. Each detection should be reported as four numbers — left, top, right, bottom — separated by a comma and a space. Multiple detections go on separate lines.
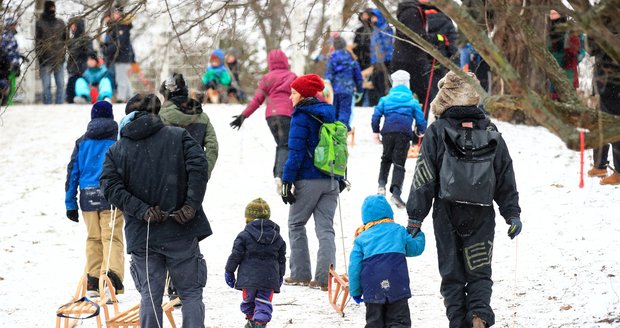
365, 299, 411, 328
433, 200, 496, 328
66, 74, 80, 103
592, 93, 620, 171
267, 115, 291, 178
378, 133, 410, 196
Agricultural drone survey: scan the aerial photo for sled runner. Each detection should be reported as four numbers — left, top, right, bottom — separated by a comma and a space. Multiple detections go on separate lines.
327, 264, 349, 316
106, 297, 180, 328
55, 274, 119, 328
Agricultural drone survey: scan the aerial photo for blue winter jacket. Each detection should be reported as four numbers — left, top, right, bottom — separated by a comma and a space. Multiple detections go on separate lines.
348, 195, 425, 304
282, 98, 337, 183
371, 84, 427, 138
370, 9, 394, 64
1, 31, 20, 68
82, 65, 109, 85
324, 50, 363, 95
65, 118, 118, 211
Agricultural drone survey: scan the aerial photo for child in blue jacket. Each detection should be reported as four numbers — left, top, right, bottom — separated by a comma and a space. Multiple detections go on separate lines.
324, 36, 363, 130
65, 101, 125, 296
349, 194, 425, 328
371, 70, 426, 208
225, 198, 287, 328
74, 53, 113, 103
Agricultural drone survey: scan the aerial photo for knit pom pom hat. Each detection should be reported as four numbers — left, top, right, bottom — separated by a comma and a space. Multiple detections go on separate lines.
91, 100, 113, 119
291, 74, 325, 98
245, 198, 271, 224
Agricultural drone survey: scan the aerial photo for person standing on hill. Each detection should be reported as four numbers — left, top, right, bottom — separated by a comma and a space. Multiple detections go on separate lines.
66, 17, 92, 103
35, 0, 66, 104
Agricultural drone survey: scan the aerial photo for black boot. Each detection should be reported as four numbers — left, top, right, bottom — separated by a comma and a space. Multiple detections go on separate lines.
106, 270, 124, 294
86, 274, 99, 298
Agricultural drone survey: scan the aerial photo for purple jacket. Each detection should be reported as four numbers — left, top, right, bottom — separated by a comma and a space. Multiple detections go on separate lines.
242, 50, 297, 119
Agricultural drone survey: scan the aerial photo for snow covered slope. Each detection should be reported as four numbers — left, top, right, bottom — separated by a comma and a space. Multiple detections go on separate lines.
0, 104, 618, 327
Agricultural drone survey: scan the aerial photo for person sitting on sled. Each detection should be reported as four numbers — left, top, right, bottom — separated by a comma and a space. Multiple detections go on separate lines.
225, 198, 286, 328
74, 52, 113, 103
201, 48, 232, 103
349, 194, 425, 328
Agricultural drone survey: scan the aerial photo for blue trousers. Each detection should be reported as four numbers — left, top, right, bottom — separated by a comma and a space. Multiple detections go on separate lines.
333, 93, 353, 130
241, 288, 275, 323
75, 77, 113, 101
40, 64, 64, 104
130, 237, 207, 328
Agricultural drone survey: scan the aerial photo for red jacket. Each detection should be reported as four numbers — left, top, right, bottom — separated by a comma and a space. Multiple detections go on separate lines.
242, 50, 297, 119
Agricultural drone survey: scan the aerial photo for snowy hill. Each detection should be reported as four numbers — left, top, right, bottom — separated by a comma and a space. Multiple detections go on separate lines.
0, 104, 618, 327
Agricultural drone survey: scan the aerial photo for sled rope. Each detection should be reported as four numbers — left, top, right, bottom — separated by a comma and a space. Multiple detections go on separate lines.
511, 237, 519, 328
104, 207, 117, 276
417, 57, 436, 148
146, 219, 163, 328
337, 192, 348, 272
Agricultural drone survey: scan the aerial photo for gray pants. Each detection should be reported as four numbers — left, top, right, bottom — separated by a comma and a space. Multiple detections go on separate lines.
115, 63, 133, 102
288, 179, 338, 285
130, 237, 207, 328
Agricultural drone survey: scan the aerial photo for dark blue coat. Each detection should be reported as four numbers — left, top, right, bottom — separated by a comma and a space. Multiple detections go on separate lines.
324, 50, 363, 95
348, 195, 426, 304
103, 23, 134, 64
65, 118, 118, 212
371, 84, 427, 138
225, 219, 286, 293
282, 98, 337, 183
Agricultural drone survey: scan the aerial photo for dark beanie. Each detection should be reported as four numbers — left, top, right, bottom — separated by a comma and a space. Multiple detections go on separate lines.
333, 37, 347, 50
91, 100, 113, 119
161, 73, 188, 99
245, 198, 271, 223
44, 1, 56, 13
125, 93, 162, 115
291, 74, 325, 98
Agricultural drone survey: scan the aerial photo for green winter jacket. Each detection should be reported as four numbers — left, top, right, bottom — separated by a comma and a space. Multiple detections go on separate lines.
159, 98, 219, 178
201, 66, 232, 87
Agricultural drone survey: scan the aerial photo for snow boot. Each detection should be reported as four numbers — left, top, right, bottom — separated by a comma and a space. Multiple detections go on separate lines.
390, 194, 406, 209
600, 172, 620, 185
244, 319, 254, 328
588, 167, 608, 177
107, 270, 124, 295
284, 277, 311, 286
254, 322, 267, 328
86, 274, 99, 298
308, 280, 328, 291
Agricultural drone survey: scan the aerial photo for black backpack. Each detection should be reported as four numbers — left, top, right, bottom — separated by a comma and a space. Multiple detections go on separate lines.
438, 119, 501, 206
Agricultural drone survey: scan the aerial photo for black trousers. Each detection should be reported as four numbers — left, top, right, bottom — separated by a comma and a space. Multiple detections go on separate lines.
267, 115, 291, 178
66, 74, 81, 103
378, 133, 410, 196
365, 298, 411, 328
433, 200, 496, 328
593, 93, 620, 171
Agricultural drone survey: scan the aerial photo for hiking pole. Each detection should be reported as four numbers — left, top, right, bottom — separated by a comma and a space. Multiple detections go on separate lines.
416, 58, 436, 148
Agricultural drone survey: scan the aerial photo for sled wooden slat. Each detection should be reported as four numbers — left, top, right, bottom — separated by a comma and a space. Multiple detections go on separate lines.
107, 297, 180, 328
327, 264, 350, 316
56, 274, 118, 328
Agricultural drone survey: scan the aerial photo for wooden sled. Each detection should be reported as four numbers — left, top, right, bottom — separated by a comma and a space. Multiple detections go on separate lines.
106, 297, 180, 328
407, 144, 420, 158
56, 274, 119, 328
327, 264, 350, 316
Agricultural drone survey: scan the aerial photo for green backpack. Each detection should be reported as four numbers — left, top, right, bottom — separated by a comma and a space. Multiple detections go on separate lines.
310, 115, 349, 177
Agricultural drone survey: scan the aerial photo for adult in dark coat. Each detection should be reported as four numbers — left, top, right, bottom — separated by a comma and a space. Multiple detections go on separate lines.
426, 6, 459, 103
406, 71, 522, 328
35, 0, 67, 104
353, 9, 373, 71
66, 17, 93, 103
391, 0, 434, 116
100, 109, 211, 327
102, 8, 135, 102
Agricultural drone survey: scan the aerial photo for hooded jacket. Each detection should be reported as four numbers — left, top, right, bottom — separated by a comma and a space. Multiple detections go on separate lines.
370, 9, 394, 64
103, 22, 135, 64
348, 195, 425, 303
67, 18, 92, 75
371, 84, 427, 138
65, 118, 118, 212
425, 8, 458, 60
100, 112, 212, 254
353, 12, 373, 70
392, 1, 432, 65
0, 27, 20, 74
242, 50, 297, 119
159, 97, 219, 178
201, 49, 232, 87
282, 98, 337, 183
324, 49, 363, 95
35, 6, 67, 68
82, 64, 110, 85
225, 219, 287, 292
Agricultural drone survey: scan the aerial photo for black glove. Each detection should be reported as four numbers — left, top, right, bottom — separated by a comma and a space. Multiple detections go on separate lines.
281, 182, 296, 204
66, 210, 79, 223
407, 219, 422, 237
171, 204, 196, 224
338, 180, 350, 193
230, 115, 245, 130
507, 217, 522, 239
144, 206, 167, 223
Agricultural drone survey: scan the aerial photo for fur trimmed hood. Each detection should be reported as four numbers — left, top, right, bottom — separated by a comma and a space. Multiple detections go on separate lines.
431, 71, 481, 117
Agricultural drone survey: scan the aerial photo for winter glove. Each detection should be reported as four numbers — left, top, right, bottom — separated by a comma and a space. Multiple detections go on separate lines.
230, 115, 245, 130
352, 295, 363, 304
338, 180, 350, 193
66, 210, 79, 223
372, 133, 381, 144
224, 271, 236, 288
507, 217, 522, 239
144, 206, 167, 223
205, 80, 216, 90
407, 219, 422, 237
171, 204, 196, 225
281, 182, 296, 204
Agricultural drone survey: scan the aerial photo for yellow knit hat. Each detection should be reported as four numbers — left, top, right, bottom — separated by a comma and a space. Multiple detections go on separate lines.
245, 198, 271, 223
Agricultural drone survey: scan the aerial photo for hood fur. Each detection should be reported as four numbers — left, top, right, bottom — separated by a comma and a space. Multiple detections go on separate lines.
431, 71, 481, 117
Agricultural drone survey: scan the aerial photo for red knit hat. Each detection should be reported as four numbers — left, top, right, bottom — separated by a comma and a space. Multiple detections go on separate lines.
291, 74, 325, 98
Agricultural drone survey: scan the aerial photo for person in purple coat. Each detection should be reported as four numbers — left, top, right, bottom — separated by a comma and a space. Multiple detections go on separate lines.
230, 50, 297, 190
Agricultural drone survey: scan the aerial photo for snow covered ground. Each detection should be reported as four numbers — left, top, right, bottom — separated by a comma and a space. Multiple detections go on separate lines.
0, 104, 618, 327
